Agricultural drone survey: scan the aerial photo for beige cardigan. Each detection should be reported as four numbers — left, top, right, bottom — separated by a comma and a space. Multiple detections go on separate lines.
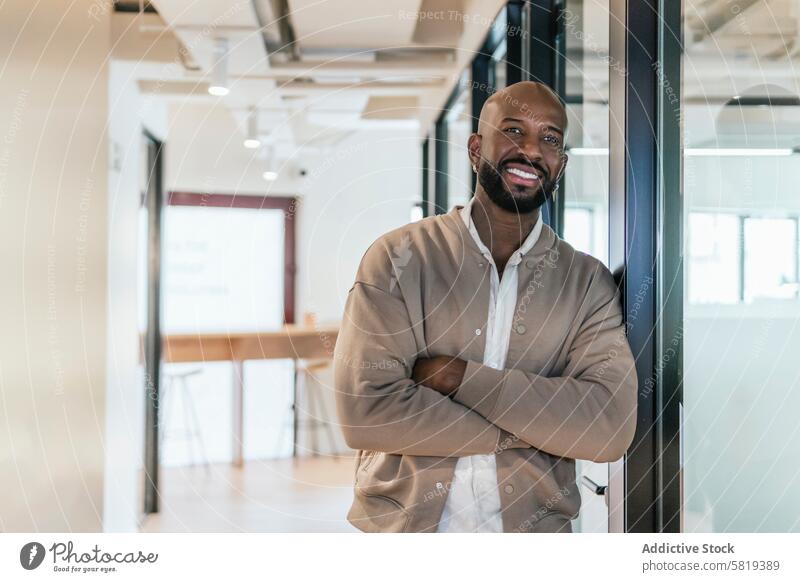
333, 206, 638, 533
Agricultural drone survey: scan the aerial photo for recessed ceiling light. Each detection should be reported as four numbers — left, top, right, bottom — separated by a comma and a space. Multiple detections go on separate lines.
208, 85, 229, 96
244, 107, 260, 148
208, 38, 229, 97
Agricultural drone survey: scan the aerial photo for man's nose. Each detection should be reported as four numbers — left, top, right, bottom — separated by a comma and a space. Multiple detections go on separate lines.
516, 136, 543, 164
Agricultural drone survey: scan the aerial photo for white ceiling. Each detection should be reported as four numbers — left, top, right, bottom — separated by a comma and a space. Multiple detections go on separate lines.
287, 0, 423, 49
121, 0, 503, 162
118, 0, 800, 160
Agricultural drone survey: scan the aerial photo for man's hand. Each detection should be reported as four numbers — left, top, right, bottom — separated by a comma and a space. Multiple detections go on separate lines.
411, 356, 467, 396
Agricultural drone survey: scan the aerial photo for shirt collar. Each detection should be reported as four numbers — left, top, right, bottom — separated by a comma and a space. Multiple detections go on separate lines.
459, 196, 544, 262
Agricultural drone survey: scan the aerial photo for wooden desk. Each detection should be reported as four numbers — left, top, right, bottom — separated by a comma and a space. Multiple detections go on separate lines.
163, 326, 339, 465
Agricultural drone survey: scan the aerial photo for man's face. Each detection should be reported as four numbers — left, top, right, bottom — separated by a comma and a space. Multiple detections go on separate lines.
470, 87, 568, 213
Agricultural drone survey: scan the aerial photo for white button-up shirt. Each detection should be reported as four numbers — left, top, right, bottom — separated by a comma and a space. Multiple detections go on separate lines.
437, 197, 543, 533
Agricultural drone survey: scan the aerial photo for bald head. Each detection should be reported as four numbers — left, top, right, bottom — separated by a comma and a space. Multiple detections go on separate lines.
477, 81, 567, 135
467, 81, 569, 214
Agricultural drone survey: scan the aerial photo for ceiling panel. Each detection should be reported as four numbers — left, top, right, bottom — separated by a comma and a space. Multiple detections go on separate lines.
288, 0, 423, 49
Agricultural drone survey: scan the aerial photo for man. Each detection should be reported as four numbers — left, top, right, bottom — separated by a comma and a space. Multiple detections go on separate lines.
334, 81, 637, 533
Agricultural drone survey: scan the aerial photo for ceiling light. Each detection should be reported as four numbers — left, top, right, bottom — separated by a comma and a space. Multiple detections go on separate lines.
244, 107, 260, 149
567, 147, 795, 157
567, 147, 608, 156
685, 147, 793, 156
208, 85, 229, 97
208, 38, 229, 97
262, 145, 278, 181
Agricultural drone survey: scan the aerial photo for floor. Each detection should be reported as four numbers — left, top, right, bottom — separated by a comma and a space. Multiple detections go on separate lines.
140, 455, 358, 533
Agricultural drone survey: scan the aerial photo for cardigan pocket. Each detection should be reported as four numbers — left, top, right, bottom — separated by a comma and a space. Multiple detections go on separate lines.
358, 450, 379, 473
352, 491, 411, 533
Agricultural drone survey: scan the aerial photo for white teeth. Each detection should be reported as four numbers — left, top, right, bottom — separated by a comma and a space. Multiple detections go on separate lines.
506, 167, 538, 180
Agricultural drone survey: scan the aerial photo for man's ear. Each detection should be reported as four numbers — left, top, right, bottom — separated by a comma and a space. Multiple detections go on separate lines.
467, 133, 482, 172
556, 152, 569, 182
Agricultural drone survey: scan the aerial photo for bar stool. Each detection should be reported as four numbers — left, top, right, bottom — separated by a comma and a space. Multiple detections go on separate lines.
160, 367, 211, 472
288, 358, 338, 457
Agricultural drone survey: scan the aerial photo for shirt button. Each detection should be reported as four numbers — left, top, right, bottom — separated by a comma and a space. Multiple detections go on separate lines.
504, 484, 515, 494
475, 328, 482, 336
478, 261, 485, 268
525, 260, 536, 269
515, 324, 527, 334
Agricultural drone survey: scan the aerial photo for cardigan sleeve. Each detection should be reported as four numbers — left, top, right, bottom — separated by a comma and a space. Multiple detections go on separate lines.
451, 268, 638, 462
334, 280, 527, 457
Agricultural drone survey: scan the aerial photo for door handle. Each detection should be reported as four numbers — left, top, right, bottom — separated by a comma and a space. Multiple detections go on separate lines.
581, 475, 609, 507
581, 475, 606, 495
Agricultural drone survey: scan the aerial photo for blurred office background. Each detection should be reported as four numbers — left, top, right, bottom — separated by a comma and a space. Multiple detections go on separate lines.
1, 0, 799, 533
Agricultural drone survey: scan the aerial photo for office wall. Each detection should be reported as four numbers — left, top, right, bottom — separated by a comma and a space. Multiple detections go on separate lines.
104, 60, 168, 532
0, 0, 110, 531
297, 129, 421, 322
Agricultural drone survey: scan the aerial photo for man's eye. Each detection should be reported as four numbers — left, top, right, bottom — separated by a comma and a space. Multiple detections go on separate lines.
544, 134, 561, 146
504, 127, 522, 135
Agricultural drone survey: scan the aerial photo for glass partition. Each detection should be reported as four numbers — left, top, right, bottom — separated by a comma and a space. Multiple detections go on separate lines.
682, 0, 800, 532
561, 0, 609, 266
560, 0, 611, 532
445, 84, 473, 211
492, 40, 508, 90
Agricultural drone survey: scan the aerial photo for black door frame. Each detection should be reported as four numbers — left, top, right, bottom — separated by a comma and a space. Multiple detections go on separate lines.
142, 130, 165, 516
607, 0, 683, 532
421, 136, 431, 218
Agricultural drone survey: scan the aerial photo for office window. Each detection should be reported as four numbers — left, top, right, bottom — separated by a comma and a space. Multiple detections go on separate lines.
563, 206, 594, 256
561, 0, 610, 267
743, 217, 798, 302
687, 212, 740, 305
163, 206, 284, 332
410, 202, 423, 223
687, 213, 800, 305
445, 86, 472, 211
492, 41, 507, 91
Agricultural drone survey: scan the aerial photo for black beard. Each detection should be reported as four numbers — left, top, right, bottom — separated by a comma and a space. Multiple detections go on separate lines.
477, 159, 556, 214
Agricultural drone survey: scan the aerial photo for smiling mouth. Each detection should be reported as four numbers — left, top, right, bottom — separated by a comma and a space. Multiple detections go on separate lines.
506, 167, 539, 180
502, 163, 543, 188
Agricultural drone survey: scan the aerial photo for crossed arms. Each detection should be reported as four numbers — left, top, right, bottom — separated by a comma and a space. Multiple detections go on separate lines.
333, 274, 638, 461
